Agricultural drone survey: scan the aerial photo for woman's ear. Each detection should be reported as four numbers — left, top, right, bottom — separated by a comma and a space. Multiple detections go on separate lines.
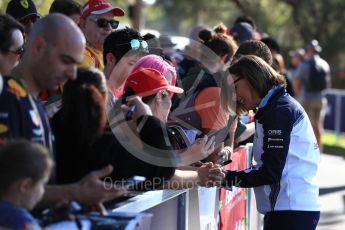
153, 91, 166, 106
106, 53, 116, 66
157, 90, 168, 101
220, 54, 232, 71
221, 54, 229, 63
161, 90, 169, 98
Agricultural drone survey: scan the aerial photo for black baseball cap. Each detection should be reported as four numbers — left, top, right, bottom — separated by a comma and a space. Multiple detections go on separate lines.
6, 0, 40, 21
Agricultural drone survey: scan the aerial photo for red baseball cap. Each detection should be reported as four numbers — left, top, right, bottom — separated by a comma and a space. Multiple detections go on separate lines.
124, 68, 184, 97
80, 0, 125, 19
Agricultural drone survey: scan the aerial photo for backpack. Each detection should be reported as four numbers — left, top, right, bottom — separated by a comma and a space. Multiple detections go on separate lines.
169, 68, 220, 134
308, 58, 327, 92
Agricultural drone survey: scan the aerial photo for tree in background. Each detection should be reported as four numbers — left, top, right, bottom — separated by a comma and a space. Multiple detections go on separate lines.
150, 0, 345, 88
0, 0, 344, 88
282, 0, 345, 78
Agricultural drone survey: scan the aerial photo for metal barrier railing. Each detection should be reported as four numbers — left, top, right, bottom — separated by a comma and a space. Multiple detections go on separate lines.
324, 89, 345, 143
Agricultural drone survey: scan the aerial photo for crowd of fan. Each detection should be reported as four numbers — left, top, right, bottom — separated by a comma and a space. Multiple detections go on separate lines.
0, 0, 327, 229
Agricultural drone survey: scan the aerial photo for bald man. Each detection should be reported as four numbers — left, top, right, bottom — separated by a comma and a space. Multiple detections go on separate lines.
0, 13, 126, 208
13, 13, 85, 96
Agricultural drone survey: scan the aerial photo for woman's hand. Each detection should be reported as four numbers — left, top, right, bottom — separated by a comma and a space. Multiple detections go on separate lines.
178, 135, 215, 166
197, 162, 226, 187
121, 96, 152, 122
214, 146, 232, 165
207, 166, 227, 186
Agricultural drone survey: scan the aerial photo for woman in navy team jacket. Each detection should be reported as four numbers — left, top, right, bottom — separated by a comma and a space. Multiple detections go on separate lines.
211, 55, 320, 230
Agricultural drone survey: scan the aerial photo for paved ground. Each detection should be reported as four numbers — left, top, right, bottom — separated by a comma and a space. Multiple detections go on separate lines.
318, 154, 345, 230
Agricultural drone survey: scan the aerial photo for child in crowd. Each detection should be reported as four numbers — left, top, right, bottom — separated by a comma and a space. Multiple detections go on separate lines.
0, 140, 53, 229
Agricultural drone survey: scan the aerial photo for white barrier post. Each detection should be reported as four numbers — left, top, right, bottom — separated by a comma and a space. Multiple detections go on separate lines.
245, 143, 264, 230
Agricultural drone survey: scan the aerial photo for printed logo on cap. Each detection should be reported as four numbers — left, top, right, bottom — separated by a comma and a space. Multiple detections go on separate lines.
20, 0, 29, 9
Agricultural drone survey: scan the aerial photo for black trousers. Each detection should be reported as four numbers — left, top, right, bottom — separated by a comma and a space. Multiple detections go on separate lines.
264, 210, 320, 230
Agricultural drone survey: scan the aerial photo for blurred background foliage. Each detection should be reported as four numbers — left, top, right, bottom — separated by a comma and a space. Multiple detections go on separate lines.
0, 0, 344, 88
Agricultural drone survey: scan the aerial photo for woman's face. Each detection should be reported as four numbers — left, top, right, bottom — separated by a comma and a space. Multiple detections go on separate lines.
0, 29, 24, 75
228, 74, 261, 111
149, 90, 171, 122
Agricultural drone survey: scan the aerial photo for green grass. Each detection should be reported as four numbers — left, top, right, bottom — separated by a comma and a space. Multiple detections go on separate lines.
322, 132, 345, 156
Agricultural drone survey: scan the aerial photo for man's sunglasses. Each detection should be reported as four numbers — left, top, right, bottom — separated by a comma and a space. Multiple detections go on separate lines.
116, 39, 148, 51
89, 17, 119, 29
20, 15, 40, 25
8, 46, 24, 56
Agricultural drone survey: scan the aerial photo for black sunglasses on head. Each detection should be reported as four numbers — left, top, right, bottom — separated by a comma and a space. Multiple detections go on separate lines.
89, 17, 119, 29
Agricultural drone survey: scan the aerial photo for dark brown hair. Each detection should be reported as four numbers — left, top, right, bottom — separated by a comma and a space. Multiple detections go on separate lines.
49, 0, 81, 16
233, 40, 273, 66
0, 140, 53, 197
221, 55, 286, 115
61, 67, 107, 146
103, 28, 143, 65
0, 13, 24, 54
222, 41, 273, 114
199, 22, 238, 62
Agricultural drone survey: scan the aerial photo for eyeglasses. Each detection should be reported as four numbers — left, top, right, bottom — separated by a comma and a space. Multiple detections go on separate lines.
233, 77, 242, 85
8, 46, 24, 56
20, 15, 40, 25
229, 77, 243, 91
89, 17, 119, 29
116, 39, 148, 51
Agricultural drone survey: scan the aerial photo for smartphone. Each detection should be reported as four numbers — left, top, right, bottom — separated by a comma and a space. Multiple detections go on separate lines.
125, 104, 136, 121
122, 88, 137, 121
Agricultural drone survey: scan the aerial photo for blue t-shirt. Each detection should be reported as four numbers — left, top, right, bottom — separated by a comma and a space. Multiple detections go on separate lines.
0, 200, 40, 229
